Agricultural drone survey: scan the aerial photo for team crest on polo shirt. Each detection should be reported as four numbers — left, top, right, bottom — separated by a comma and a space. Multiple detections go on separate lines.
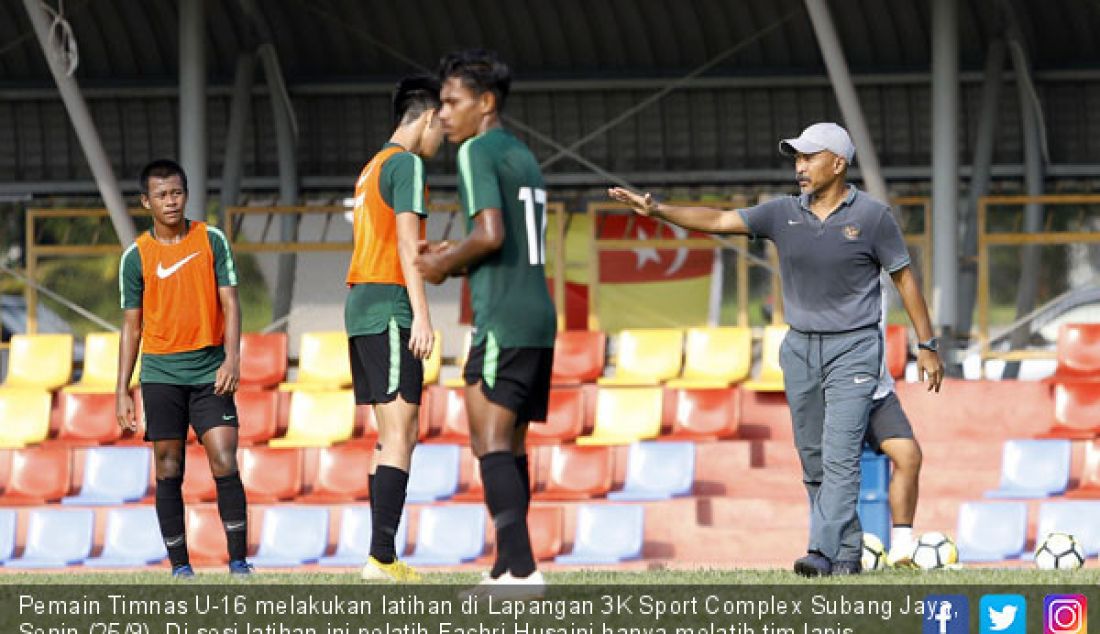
842, 224, 861, 240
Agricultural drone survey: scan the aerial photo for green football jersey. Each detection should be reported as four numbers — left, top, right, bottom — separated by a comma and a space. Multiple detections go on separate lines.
457, 127, 556, 349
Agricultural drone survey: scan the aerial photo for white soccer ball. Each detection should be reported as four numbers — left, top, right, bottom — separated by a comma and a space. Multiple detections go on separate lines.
861, 533, 887, 571
1034, 532, 1085, 570
911, 531, 958, 570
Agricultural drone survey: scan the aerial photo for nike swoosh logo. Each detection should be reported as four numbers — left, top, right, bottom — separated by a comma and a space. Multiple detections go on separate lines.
164, 534, 186, 547
156, 252, 200, 279
222, 414, 236, 421
787, 219, 802, 225
854, 376, 873, 384
223, 521, 246, 532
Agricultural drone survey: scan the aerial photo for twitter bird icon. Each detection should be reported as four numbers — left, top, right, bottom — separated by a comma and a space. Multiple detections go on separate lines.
981, 595, 1027, 634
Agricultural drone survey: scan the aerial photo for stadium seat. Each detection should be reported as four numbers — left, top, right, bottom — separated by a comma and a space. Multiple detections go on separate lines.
429, 387, 469, 441
442, 330, 472, 388
406, 444, 461, 503
1, 445, 72, 504
743, 325, 789, 392
555, 504, 644, 564
576, 387, 662, 446
985, 439, 1071, 498
84, 506, 167, 567
860, 450, 890, 502
234, 389, 279, 445
667, 327, 751, 388
269, 390, 355, 448
885, 325, 908, 379
528, 504, 564, 561
1040, 382, 1100, 439
1067, 440, 1100, 498
857, 499, 891, 549
5, 508, 94, 568
0, 388, 53, 448
598, 329, 683, 385
251, 506, 330, 567
57, 391, 123, 444
422, 331, 443, 385
527, 386, 584, 444
1036, 501, 1100, 557
240, 332, 288, 390
1047, 323, 1100, 383
551, 330, 607, 384
300, 445, 372, 503
63, 446, 151, 505
666, 388, 738, 440
64, 332, 132, 393
955, 501, 1028, 562
318, 506, 408, 566
279, 331, 352, 391
608, 442, 695, 501
0, 509, 15, 563
186, 505, 230, 564
0, 333, 73, 391
403, 504, 485, 565
182, 444, 216, 503
239, 447, 303, 502
539, 445, 613, 500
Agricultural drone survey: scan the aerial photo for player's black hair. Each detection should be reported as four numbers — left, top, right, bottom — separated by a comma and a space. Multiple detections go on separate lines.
139, 159, 188, 195
438, 49, 511, 112
393, 74, 442, 127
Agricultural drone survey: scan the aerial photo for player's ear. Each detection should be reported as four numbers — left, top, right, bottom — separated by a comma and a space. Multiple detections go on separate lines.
479, 90, 496, 115
140, 193, 151, 209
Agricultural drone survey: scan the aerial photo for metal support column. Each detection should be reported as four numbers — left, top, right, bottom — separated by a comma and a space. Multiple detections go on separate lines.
803, 0, 888, 204
931, 0, 960, 339
179, 0, 207, 221
219, 52, 256, 226
21, 0, 133, 246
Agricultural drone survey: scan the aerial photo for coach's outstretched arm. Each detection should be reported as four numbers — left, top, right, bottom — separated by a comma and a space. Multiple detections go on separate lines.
608, 187, 751, 235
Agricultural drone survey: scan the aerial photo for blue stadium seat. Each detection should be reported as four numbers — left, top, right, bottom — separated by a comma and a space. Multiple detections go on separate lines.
84, 507, 167, 567
1036, 501, 1100, 557
5, 509, 94, 568
985, 439, 1071, 498
859, 449, 890, 502
403, 505, 485, 565
63, 447, 151, 506
956, 501, 1028, 562
857, 499, 891, 549
250, 506, 330, 567
608, 442, 695, 501
405, 445, 461, 503
317, 506, 408, 567
555, 504, 644, 564
0, 509, 15, 563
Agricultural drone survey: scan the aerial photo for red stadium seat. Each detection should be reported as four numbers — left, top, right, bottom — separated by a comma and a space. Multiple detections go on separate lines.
182, 444, 216, 503
239, 447, 303, 502
235, 389, 279, 445
56, 391, 124, 444
299, 445, 372, 503
551, 330, 606, 384
537, 445, 613, 500
1039, 382, 1100, 439
0, 445, 72, 504
528, 504, 563, 561
429, 387, 469, 442
885, 325, 908, 379
1067, 440, 1100, 499
186, 505, 229, 564
240, 333, 289, 390
528, 386, 584, 444
666, 387, 739, 440
1049, 323, 1100, 383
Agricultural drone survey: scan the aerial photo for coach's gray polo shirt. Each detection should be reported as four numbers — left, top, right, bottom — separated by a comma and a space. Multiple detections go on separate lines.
738, 186, 910, 333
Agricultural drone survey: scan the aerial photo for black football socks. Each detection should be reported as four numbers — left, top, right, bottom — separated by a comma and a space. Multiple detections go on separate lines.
370, 465, 409, 564
155, 476, 189, 568
214, 472, 248, 562
480, 451, 536, 578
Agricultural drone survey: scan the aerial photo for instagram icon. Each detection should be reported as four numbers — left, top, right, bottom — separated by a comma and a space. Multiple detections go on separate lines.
1045, 594, 1088, 634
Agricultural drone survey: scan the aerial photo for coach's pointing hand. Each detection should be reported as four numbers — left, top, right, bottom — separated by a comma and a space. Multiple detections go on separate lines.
608, 187, 661, 218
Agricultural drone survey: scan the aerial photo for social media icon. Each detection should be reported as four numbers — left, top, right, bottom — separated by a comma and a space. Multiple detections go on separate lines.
925, 595, 971, 634
1045, 595, 1087, 634
981, 594, 1026, 634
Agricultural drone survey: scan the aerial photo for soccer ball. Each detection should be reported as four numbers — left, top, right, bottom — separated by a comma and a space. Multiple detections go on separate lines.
861, 533, 887, 571
1034, 532, 1085, 570
911, 531, 958, 570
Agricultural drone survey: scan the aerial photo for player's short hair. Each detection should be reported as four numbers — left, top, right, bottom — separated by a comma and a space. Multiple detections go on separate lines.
393, 74, 442, 127
139, 159, 188, 195
438, 49, 511, 112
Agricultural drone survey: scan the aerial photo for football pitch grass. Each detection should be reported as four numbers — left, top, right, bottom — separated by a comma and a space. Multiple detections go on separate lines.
2, 568, 1098, 585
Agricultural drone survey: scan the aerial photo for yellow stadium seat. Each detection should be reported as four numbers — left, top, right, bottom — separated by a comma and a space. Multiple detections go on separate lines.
598, 329, 684, 386
667, 327, 752, 388
63, 332, 140, 393
442, 330, 472, 388
422, 331, 443, 385
279, 331, 352, 391
0, 388, 53, 448
268, 390, 355, 448
576, 387, 663, 446
743, 325, 790, 392
1, 334, 73, 391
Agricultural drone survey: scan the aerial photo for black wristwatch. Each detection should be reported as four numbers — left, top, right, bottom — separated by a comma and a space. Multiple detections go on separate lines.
917, 337, 939, 352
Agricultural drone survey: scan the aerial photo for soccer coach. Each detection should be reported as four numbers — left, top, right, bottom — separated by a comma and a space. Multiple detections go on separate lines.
609, 122, 944, 576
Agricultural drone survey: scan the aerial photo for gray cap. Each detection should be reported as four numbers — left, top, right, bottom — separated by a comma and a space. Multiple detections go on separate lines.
779, 122, 856, 162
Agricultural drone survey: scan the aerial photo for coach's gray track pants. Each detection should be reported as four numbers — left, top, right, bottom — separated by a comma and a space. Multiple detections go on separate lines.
779, 326, 882, 563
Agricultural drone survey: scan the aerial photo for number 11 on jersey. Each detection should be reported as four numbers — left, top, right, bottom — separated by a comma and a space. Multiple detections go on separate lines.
518, 186, 547, 266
